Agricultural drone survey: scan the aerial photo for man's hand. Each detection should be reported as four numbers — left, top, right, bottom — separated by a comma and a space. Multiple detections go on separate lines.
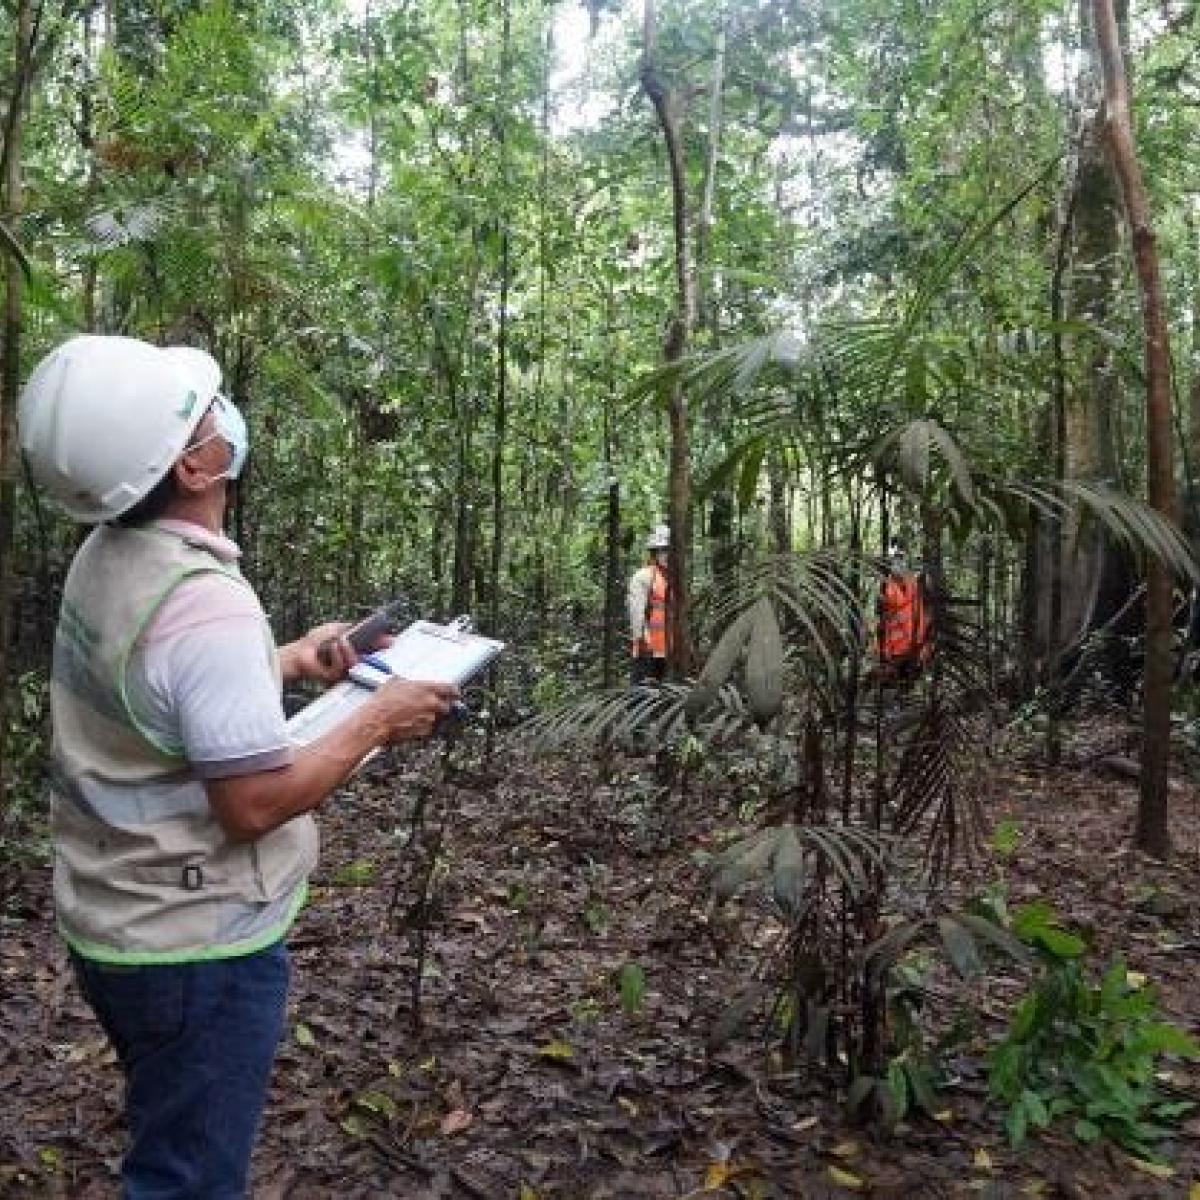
280, 621, 358, 685
368, 679, 460, 741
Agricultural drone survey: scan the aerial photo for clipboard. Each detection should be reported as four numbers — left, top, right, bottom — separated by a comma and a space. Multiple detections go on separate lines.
286, 619, 504, 747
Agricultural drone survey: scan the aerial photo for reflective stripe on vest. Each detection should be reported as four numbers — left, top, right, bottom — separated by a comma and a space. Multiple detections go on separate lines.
644, 565, 669, 658
50, 524, 318, 964
880, 575, 930, 662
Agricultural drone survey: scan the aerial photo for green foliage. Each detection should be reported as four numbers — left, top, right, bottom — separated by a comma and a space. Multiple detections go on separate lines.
617, 962, 647, 1015
990, 819, 1021, 859
1, 671, 50, 836
989, 906, 1198, 1157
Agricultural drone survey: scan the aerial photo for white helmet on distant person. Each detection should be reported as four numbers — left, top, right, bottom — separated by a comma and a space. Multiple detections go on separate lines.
18, 335, 223, 522
646, 523, 670, 551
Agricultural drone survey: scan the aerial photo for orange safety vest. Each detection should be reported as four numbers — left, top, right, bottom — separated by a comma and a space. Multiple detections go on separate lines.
880, 574, 931, 663
643, 564, 670, 658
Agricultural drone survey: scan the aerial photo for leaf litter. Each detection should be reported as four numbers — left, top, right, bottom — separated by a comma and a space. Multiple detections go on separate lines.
0, 716, 1197, 1198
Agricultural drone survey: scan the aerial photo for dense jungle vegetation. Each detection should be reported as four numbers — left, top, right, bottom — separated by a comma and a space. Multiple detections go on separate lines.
2, 0, 1200, 1195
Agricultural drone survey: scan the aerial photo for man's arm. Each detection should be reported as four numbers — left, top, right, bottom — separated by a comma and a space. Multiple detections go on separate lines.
277, 621, 358, 685
628, 567, 649, 646
205, 678, 457, 840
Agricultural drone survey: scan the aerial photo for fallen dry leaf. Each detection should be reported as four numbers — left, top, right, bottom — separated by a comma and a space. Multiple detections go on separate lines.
440, 1107, 473, 1136
827, 1164, 865, 1191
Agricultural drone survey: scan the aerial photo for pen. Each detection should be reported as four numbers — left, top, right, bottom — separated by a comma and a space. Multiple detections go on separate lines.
358, 654, 469, 725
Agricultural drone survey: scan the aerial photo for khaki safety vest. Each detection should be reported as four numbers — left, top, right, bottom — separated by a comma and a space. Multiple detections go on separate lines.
50, 524, 318, 964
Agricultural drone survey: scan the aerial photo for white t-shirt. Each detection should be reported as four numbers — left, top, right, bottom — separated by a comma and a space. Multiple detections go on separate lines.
125, 520, 294, 779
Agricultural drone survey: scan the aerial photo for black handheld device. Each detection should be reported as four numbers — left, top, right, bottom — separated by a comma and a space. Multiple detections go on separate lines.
317, 598, 407, 668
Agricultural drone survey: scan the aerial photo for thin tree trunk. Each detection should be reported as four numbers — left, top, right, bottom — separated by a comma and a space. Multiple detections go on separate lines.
695, 14, 725, 331
486, 0, 512, 759
641, 0, 694, 678
1185, 206, 1200, 540
1092, 0, 1175, 858
0, 0, 34, 807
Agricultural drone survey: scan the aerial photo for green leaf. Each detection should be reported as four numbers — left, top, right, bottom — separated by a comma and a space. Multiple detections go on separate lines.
333, 859, 377, 886
955, 913, 1033, 966
711, 828, 776, 897
937, 916, 983, 978
1005, 1100, 1028, 1147
770, 825, 807, 914
618, 962, 647, 1015
1074, 1118, 1102, 1142
354, 1090, 399, 1120
743, 597, 784, 726
737, 436, 768, 508
1021, 1089, 1051, 1129
886, 1060, 909, 1120
905, 1061, 937, 1115
1140, 1023, 1200, 1058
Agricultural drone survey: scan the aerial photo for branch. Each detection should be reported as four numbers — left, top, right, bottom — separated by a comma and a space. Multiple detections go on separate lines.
0, 216, 31, 279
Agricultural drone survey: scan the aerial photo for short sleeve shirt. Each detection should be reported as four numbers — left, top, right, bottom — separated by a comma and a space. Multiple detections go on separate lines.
124, 520, 294, 779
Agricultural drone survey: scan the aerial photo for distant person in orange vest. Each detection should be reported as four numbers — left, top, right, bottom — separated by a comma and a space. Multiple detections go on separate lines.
628, 523, 671, 684
877, 541, 933, 682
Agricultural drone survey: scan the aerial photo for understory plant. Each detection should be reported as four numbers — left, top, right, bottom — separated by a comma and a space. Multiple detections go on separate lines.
988, 901, 1199, 1158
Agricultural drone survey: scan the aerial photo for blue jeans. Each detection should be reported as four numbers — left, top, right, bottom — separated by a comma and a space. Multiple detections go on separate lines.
71, 942, 290, 1199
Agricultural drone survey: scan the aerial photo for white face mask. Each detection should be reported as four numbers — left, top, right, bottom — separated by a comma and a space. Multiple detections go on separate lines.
187, 395, 248, 483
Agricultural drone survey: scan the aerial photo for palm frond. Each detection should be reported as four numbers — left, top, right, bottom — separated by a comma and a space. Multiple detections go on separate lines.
991, 478, 1200, 584
888, 698, 991, 886
518, 681, 754, 754
702, 551, 864, 693
83, 200, 172, 251
865, 908, 1031, 987
873, 417, 976, 509
711, 821, 894, 912
891, 156, 1060, 363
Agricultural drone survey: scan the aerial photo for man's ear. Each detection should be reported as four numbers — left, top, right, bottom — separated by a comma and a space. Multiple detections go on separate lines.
171, 450, 209, 497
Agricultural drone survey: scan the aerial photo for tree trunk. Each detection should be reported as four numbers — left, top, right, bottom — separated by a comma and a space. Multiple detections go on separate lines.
0, 0, 33, 807
1185, 206, 1200, 540
641, 0, 694, 678
1092, 0, 1176, 858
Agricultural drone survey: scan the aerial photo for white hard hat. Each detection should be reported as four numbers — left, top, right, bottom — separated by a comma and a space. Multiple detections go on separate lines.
646, 523, 670, 550
18, 335, 222, 522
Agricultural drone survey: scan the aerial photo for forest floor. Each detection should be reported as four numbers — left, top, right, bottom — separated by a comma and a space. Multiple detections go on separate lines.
1, 711, 1198, 1199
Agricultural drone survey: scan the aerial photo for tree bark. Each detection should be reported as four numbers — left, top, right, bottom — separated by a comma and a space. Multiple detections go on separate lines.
0, 0, 33, 808
641, 0, 694, 677
1092, 0, 1176, 858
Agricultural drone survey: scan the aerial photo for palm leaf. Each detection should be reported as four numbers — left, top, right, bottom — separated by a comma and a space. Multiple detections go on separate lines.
518, 680, 755, 754
888, 699, 990, 885
992, 478, 1200, 583
874, 417, 977, 509
711, 822, 893, 906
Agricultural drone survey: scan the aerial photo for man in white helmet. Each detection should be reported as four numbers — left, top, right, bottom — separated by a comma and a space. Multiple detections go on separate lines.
19, 335, 458, 1198
627, 523, 671, 684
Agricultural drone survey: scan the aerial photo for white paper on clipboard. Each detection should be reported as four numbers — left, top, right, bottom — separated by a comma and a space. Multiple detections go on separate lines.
286, 620, 504, 747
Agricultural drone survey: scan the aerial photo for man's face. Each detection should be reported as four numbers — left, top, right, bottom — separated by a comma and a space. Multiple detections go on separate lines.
183, 398, 244, 482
